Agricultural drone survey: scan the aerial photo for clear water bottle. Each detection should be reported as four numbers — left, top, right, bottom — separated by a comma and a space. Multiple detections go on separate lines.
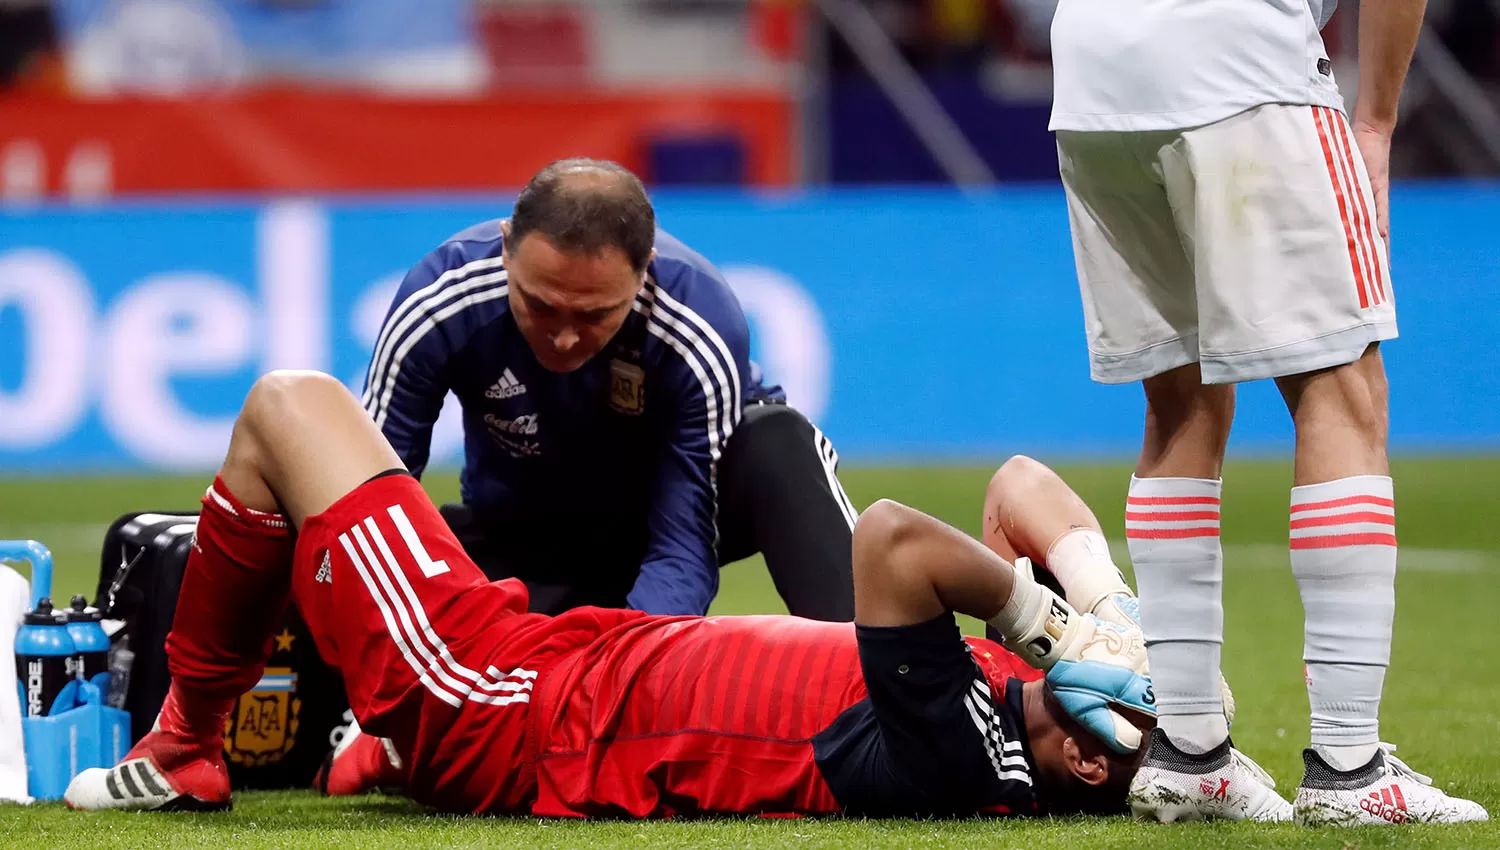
106, 638, 134, 710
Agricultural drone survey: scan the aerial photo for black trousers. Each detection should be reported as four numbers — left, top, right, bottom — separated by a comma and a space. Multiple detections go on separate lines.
441, 403, 857, 621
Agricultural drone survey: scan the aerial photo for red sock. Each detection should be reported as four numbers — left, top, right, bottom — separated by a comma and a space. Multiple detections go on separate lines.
160, 476, 294, 738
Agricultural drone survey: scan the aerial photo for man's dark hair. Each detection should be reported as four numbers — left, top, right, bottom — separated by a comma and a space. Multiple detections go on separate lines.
508, 158, 656, 272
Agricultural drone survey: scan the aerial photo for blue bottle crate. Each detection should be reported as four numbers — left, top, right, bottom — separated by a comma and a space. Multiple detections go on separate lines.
4, 540, 132, 801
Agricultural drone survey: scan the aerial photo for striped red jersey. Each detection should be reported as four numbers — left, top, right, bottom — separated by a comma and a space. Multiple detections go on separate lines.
529, 615, 1041, 817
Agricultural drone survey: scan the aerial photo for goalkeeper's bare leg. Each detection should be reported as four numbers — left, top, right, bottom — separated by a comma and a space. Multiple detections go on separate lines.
981, 455, 1138, 628
66, 371, 405, 811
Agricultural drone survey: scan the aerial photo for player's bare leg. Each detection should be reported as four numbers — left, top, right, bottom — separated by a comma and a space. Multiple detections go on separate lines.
217, 371, 407, 525
1278, 346, 1486, 824
982, 455, 1137, 627
1120, 366, 1292, 822
66, 372, 404, 811
1138, 365, 1235, 480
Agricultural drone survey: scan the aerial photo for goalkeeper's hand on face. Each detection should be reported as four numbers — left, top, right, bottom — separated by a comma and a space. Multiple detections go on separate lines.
1075, 578, 1237, 731
1043, 617, 1155, 754
991, 557, 1234, 753
991, 557, 1150, 673
989, 557, 1156, 753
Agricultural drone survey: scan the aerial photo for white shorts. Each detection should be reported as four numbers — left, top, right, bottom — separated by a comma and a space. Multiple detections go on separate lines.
1058, 103, 1398, 385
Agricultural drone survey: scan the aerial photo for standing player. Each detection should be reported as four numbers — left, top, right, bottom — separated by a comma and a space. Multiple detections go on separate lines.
66, 371, 1165, 818
365, 158, 857, 620
1049, 0, 1487, 825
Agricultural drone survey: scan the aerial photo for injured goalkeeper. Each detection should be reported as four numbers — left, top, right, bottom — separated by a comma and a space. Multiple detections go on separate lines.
65, 371, 1255, 818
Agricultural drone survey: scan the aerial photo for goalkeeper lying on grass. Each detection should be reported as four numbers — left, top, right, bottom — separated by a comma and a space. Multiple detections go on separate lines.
67, 371, 1265, 819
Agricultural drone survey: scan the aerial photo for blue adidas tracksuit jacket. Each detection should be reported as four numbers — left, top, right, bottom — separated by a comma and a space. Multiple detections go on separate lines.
362, 219, 778, 615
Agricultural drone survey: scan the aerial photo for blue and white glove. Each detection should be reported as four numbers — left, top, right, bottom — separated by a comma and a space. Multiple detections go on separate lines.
1085, 589, 1236, 728
1090, 592, 1142, 630
1048, 614, 1156, 753
991, 564, 1155, 754
1029, 550, 1235, 731
995, 561, 1148, 677
1046, 657, 1156, 754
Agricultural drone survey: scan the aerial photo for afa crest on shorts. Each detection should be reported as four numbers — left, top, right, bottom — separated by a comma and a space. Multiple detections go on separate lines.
223, 666, 301, 768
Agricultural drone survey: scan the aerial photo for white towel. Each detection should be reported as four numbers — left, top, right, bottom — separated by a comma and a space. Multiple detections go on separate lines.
0, 565, 32, 804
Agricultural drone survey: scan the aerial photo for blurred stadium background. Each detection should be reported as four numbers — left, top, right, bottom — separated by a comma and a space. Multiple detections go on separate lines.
0, 2, 1498, 839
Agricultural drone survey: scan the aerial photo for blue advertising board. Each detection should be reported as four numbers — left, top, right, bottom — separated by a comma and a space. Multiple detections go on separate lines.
1, 186, 1497, 471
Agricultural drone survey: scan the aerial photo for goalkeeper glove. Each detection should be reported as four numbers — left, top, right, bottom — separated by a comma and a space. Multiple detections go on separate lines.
1084, 587, 1237, 728
988, 559, 1146, 673
1033, 553, 1236, 729
1046, 659, 1155, 754
989, 559, 1156, 753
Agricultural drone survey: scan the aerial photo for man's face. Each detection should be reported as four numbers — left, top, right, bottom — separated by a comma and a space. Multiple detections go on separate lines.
503, 224, 646, 373
1024, 680, 1150, 814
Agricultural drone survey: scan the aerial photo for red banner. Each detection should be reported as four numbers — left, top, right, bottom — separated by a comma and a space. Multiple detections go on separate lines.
0, 90, 794, 196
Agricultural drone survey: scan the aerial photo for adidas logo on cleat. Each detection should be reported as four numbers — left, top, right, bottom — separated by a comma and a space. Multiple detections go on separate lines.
486, 369, 526, 400
1361, 786, 1410, 823
1200, 777, 1230, 802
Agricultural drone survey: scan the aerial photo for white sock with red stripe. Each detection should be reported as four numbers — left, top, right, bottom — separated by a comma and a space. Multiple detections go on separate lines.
1291, 475, 1396, 771
1126, 476, 1228, 753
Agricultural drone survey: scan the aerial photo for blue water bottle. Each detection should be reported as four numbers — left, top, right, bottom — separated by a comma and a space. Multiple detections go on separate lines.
15, 598, 79, 717
65, 595, 111, 700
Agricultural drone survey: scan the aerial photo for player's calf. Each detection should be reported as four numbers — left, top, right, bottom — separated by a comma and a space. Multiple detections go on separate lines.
67, 429, 302, 813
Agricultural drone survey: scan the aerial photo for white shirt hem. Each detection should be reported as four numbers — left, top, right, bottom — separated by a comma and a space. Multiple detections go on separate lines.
1049, 87, 1346, 132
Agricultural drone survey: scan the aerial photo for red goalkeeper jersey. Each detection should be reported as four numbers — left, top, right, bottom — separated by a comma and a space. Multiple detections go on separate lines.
295, 473, 1043, 819
530, 615, 1042, 817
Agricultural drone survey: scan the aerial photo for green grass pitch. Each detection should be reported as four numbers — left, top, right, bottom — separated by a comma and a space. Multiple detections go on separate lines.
0, 457, 1496, 848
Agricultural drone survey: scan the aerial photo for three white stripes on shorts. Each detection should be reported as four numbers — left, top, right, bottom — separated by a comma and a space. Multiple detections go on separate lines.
813, 424, 859, 531
338, 511, 535, 709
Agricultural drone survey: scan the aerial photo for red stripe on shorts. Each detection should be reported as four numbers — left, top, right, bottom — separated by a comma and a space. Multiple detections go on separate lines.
1313, 107, 1370, 309
1329, 109, 1386, 304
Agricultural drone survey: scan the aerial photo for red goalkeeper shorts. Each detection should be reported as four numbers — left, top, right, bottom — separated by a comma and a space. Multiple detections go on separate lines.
290, 472, 644, 813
